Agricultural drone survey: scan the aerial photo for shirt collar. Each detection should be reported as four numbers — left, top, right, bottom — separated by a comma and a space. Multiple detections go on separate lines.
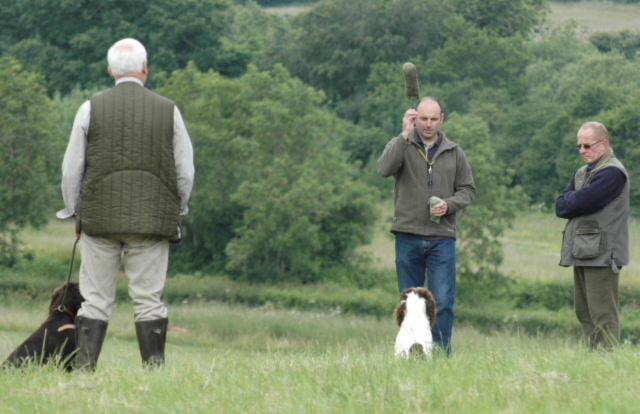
422, 133, 442, 149
115, 77, 144, 87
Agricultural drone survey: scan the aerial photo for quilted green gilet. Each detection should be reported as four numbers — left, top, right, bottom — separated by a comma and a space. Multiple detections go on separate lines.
80, 82, 180, 238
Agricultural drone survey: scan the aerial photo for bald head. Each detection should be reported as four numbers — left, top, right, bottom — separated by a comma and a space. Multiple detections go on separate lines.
414, 97, 445, 143
417, 97, 445, 117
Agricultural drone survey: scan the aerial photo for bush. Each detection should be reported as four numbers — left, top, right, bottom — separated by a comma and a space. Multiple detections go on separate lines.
0, 255, 71, 300
160, 65, 379, 283
513, 280, 574, 311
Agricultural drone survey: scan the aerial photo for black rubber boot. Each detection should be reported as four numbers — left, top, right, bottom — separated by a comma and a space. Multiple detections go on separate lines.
135, 318, 168, 367
75, 316, 108, 372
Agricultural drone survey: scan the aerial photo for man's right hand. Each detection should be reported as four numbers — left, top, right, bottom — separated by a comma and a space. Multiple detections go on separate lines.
402, 109, 418, 140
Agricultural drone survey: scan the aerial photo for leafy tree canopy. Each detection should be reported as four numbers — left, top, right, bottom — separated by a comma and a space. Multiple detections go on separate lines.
422, 17, 531, 107
590, 29, 640, 60
1, 0, 236, 94
600, 91, 640, 210
498, 44, 640, 205
274, 0, 448, 102
432, 113, 528, 295
264, 0, 549, 109
445, 0, 549, 37
157, 64, 379, 282
0, 58, 58, 266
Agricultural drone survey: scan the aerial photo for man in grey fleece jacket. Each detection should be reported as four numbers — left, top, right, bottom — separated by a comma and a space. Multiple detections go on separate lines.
377, 97, 476, 354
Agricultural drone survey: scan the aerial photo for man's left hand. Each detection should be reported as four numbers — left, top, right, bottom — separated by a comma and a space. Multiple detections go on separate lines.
431, 200, 448, 216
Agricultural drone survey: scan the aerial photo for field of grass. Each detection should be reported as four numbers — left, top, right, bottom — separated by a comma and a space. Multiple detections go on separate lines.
265, 5, 311, 15
546, 1, 640, 33
500, 211, 640, 289
4, 211, 640, 413
3, 297, 640, 414
267, 1, 640, 33
18, 219, 77, 261
362, 203, 640, 287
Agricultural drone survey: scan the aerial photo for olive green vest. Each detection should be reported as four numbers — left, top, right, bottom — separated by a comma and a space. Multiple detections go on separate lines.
80, 82, 180, 238
560, 151, 630, 269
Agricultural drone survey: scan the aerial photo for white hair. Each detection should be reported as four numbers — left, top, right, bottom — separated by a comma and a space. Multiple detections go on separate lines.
578, 121, 611, 142
107, 38, 147, 76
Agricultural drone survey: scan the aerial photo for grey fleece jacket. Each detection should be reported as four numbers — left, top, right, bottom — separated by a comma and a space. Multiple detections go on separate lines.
377, 129, 476, 238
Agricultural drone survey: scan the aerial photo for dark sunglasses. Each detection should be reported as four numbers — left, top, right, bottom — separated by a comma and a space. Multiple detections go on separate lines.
575, 140, 603, 151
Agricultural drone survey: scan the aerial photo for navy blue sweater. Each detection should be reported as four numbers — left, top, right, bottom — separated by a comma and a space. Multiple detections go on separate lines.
556, 165, 627, 219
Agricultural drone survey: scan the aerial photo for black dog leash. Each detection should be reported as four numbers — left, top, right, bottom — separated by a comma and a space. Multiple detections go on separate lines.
56, 235, 80, 314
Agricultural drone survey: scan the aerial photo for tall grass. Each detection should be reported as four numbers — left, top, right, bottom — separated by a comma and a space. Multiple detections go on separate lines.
2, 299, 640, 414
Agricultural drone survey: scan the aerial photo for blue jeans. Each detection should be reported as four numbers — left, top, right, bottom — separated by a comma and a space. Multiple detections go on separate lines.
395, 233, 457, 354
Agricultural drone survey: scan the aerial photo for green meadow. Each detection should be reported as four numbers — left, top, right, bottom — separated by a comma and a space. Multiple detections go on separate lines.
3, 289, 640, 414
3, 210, 640, 414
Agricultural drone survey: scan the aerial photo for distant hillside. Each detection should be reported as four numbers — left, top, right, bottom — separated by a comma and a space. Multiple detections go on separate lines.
264, 5, 311, 15
266, 1, 640, 32
545, 1, 640, 33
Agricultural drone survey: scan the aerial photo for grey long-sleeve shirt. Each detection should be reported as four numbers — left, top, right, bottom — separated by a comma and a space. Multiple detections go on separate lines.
57, 77, 195, 219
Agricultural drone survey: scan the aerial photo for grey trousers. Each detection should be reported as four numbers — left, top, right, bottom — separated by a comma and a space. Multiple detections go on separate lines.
77, 233, 170, 322
574, 266, 620, 349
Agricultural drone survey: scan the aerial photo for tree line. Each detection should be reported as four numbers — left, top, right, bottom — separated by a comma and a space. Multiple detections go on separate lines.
2, 0, 640, 288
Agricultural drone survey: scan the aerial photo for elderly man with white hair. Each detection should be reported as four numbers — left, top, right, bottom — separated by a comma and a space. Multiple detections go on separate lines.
58, 38, 195, 370
556, 121, 630, 349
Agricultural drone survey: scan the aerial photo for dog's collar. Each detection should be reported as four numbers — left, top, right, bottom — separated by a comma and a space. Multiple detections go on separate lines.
56, 305, 76, 318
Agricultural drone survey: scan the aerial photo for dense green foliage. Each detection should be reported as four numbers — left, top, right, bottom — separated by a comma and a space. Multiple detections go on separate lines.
445, 114, 528, 286
447, 0, 548, 37
0, 0, 236, 94
555, 0, 640, 2
3, 0, 640, 287
590, 30, 640, 60
0, 58, 58, 266
270, 0, 449, 104
156, 64, 380, 282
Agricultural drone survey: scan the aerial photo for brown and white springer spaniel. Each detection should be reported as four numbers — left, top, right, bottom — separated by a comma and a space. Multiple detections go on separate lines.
394, 287, 438, 358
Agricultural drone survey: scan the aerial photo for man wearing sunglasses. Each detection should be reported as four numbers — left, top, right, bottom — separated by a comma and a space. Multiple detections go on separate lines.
556, 121, 629, 349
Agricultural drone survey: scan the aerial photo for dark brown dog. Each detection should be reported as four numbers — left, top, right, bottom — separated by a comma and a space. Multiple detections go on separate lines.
3, 282, 84, 371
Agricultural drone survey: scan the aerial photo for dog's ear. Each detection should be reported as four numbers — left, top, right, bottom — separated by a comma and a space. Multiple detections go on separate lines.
48, 283, 85, 314
396, 289, 412, 325
66, 283, 85, 314
49, 285, 66, 312
395, 300, 407, 326
425, 292, 438, 328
